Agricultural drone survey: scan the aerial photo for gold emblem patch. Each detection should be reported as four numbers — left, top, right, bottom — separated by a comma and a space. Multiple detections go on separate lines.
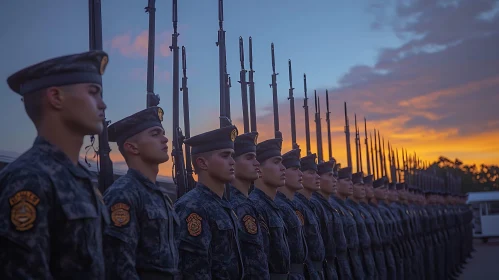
158, 107, 164, 121
295, 210, 305, 225
9, 191, 40, 231
254, 134, 258, 145
111, 203, 130, 227
230, 129, 237, 142
243, 215, 258, 235
100, 55, 109, 75
187, 213, 202, 237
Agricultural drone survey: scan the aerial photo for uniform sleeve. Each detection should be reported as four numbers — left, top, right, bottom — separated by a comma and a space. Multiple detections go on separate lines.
102, 187, 140, 280
0, 173, 53, 279
174, 204, 212, 280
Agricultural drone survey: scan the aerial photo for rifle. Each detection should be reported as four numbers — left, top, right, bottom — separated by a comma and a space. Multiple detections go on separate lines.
374, 129, 380, 178
354, 114, 362, 172
217, 0, 232, 128
303, 74, 311, 155
364, 118, 371, 175
344, 102, 352, 168
325, 90, 332, 160
89, 0, 114, 192
145, 0, 160, 108
370, 131, 375, 179
216, 0, 233, 199
170, 0, 188, 199
396, 148, 401, 183
382, 136, 388, 181
288, 59, 298, 149
376, 130, 382, 177
181, 46, 196, 193
270, 43, 280, 138
248, 37, 257, 132
314, 90, 324, 162
238, 37, 249, 133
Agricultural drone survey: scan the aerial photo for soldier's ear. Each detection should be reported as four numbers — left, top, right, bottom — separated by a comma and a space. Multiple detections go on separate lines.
195, 156, 209, 171
45, 86, 64, 110
123, 141, 139, 156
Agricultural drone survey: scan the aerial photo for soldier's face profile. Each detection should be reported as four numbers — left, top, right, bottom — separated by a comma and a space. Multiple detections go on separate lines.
365, 185, 374, 198
302, 169, 320, 191
206, 148, 235, 183
134, 126, 169, 163
284, 167, 303, 191
353, 183, 366, 199
338, 178, 353, 196
259, 156, 285, 188
319, 172, 335, 194
234, 152, 259, 181
56, 83, 107, 135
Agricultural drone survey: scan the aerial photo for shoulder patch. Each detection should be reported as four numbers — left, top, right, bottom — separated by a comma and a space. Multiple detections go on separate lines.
243, 215, 258, 235
111, 203, 130, 227
295, 210, 305, 225
9, 190, 40, 231
186, 212, 203, 237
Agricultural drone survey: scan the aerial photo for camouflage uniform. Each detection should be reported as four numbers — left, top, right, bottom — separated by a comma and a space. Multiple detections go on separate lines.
230, 132, 270, 280
0, 51, 110, 279
250, 138, 290, 279
174, 126, 244, 279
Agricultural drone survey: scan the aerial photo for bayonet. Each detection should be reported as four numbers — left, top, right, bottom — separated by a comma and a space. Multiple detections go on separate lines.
248, 37, 257, 132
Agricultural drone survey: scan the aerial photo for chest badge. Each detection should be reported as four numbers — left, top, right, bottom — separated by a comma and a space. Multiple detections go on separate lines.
9, 190, 40, 232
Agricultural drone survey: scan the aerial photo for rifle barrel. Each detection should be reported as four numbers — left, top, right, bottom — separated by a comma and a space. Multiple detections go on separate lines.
270, 43, 280, 138
248, 37, 257, 132
303, 74, 311, 155
238, 37, 249, 133
288, 59, 297, 147
89, 0, 114, 192
344, 102, 352, 168
326, 90, 332, 160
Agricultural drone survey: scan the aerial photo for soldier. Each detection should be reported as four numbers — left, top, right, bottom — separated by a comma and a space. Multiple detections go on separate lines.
375, 178, 405, 280
249, 138, 291, 279
310, 160, 341, 280
0, 51, 109, 279
294, 154, 326, 279
367, 177, 397, 280
326, 165, 355, 280
345, 172, 377, 280
102, 106, 179, 279
229, 132, 270, 279
330, 167, 365, 280
274, 148, 308, 279
174, 125, 244, 279
359, 175, 387, 280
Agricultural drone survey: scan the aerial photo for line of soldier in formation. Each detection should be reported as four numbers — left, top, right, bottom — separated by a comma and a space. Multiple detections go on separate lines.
0, 50, 474, 280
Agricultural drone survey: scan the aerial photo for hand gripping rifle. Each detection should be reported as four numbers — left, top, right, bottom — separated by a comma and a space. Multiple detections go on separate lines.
170, 0, 188, 199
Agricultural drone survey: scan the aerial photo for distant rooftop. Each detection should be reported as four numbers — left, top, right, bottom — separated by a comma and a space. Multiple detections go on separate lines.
0, 149, 174, 184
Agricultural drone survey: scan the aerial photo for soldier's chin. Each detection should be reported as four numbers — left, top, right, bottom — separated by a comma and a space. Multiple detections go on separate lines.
86, 123, 104, 135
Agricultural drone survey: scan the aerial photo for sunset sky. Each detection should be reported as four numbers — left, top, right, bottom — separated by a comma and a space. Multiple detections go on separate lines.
0, 0, 498, 177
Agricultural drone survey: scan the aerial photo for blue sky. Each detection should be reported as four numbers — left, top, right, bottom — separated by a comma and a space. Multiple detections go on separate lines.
1, 0, 498, 174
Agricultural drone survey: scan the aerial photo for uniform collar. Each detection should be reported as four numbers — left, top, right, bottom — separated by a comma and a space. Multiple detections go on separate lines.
33, 136, 91, 179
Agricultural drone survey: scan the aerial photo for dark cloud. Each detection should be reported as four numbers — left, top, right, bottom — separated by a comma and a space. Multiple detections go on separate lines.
234, 0, 499, 165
